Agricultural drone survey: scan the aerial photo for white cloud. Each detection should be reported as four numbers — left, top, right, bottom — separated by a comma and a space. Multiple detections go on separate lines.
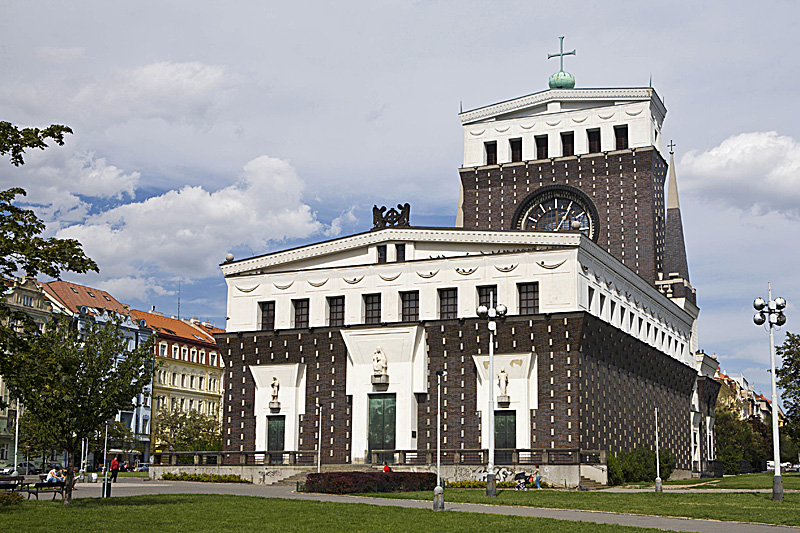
324, 206, 357, 237
55, 155, 322, 295
681, 132, 800, 218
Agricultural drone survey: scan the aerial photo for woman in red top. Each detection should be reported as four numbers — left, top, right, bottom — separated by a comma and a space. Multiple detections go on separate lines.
110, 456, 120, 482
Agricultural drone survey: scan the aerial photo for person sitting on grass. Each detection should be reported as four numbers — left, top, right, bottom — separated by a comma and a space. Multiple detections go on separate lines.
46, 467, 65, 483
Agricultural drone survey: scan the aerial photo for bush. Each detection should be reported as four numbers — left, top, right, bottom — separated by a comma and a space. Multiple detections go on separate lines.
607, 447, 675, 485
0, 492, 24, 508
305, 471, 436, 494
160, 472, 251, 483
445, 479, 549, 489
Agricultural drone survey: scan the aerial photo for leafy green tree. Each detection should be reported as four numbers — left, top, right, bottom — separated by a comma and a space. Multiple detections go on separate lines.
0, 318, 154, 504
714, 408, 765, 474
154, 409, 222, 452
777, 332, 800, 448
0, 121, 72, 167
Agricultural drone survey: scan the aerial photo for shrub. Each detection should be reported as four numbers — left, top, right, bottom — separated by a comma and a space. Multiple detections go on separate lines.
607, 447, 675, 485
445, 479, 549, 489
0, 492, 24, 508
161, 472, 251, 483
305, 471, 436, 494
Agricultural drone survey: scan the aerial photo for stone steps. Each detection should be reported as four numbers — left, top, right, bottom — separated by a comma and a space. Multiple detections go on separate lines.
270, 464, 381, 486
578, 475, 605, 490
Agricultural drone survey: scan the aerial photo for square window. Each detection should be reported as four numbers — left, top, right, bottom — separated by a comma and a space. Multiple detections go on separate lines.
400, 291, 419, 322
484, 141, 497, 165
536, 135, 548, 159
518, 283, 539, 314
293, 299, 309, 329
327, 296, 345, 326
561, 131, 575, 156
438, 288, 457, 319
364, 294, 381, 324
477, 285, 497, 309
509, 138, 522, 162
588, 129, 601, 153
259, 301, 275, 331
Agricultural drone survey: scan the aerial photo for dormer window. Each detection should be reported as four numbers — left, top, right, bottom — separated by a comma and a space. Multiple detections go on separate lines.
87, 291, 95, 298
104, 295, 111, 301
70, 287, 79, 294
535, 135, 548, 159
484, 141, 497, 165
615, 125, 629, 150
509, 138, 522, 162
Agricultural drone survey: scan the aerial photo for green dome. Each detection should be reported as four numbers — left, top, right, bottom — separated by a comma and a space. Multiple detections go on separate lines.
549, 71, 575, 89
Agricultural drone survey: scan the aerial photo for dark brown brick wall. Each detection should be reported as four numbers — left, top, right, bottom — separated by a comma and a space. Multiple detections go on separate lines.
218, 311, 699, 469
459, 147, 667, 286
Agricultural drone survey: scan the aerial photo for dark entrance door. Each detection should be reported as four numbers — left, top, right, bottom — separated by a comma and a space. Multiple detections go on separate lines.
495, 411, 516, 464
368, 394, 396, 464
267, 415, 285, 465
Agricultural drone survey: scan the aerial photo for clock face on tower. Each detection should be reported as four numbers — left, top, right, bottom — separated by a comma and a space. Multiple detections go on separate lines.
513, 185, 599, 241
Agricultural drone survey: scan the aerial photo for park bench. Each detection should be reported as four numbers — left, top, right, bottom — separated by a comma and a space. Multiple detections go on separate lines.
0, 475, 24, 492
25, 477, 66, 500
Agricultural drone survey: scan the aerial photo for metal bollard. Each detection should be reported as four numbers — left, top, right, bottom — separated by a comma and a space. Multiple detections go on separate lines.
433, 486, 444, 510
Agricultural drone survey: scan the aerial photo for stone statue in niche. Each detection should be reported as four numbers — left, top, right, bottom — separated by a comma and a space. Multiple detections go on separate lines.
373, 347, 388, 376
498, 369, 509, 396
271, 377, 280, 402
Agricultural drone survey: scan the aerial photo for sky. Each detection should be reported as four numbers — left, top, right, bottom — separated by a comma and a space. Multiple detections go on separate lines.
1, 1, 798, 396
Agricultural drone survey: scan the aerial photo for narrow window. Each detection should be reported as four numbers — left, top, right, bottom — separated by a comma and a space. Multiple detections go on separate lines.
600, 294, 606, 317
159, 344, 167, 357
535, 135, 548, 159
509, 138, 522, 162
395, 243, 406, 262
561, 131, 575, 156
259, 301, 275, 331
518, 283, 540, 314
587, 129, 601, 153
484, 141, 497, 165
477, 285, 497, 309
588, 287, 595, 312
615, 125, 629, 150
327, 296, 345, 327
438, 288, 458, 319
400, 291, 419, 322
364, 294, 381, 324
377, 245, 387, 264
293, 298, 309, 329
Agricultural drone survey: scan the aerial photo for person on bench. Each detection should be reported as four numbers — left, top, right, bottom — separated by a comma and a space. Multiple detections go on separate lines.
46, 467, 65, 483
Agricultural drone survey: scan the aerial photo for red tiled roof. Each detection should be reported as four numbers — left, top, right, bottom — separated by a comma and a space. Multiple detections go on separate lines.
129, 309, 218, 346
42, 280, 128, 315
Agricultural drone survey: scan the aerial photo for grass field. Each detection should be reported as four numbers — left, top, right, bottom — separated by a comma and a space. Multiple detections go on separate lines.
631, 471, 800, 490
359, 488, 800, 526
118, 472, 150, 479
0, 494, 670, 532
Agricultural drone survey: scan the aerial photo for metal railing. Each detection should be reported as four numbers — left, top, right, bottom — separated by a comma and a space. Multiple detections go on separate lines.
151, 450, 319, 467
370, 448, 607, 466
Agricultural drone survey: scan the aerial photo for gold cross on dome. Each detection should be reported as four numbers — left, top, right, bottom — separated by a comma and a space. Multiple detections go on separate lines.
548, 36, 576, 72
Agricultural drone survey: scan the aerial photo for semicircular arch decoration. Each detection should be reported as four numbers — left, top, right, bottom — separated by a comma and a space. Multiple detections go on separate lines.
511, 184, 600, 242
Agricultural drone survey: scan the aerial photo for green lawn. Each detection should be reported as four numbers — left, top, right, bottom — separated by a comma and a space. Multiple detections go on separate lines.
359, 489, 800, 526
632, 471, 800, 490
118, 472, 149, 479
0, 494, 669, 532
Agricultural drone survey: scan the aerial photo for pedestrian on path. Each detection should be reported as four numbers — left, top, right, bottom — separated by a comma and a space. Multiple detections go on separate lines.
110, 456, 120, 482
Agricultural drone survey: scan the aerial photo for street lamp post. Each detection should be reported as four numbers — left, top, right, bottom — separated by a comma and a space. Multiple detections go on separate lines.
654, 407, 662, 492
12, 399, 20, 476
477, 294, 507, 498
434, 370, 447, 510
753, 283, 787, 502
317, 401, 322, 474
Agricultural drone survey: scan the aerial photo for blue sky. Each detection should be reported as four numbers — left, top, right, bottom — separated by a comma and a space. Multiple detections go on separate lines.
1, 1, 798, 396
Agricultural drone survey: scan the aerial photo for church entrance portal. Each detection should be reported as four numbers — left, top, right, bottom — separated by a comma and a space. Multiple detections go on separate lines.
495, 411, 516, 464
368, 394, 396, 463
267, 415, 285, 464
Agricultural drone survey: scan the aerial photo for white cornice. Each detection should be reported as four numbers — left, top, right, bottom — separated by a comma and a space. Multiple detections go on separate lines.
459, 87, 666, 125
221, 228, 582, 277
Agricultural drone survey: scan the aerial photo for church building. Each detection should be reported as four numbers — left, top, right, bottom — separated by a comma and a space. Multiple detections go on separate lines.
216, 41, 719, 484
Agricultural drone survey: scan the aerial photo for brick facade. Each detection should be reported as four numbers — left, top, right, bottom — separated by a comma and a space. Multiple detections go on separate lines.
218, 310, 698, 469
459, 147, 667, 286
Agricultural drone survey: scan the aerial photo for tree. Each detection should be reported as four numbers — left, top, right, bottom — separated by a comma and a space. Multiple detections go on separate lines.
154, 409, 222, 452
0, 121, 72, 167
777, 332, 800, 447
0, 317, 154, 504
0, 121, 98, 408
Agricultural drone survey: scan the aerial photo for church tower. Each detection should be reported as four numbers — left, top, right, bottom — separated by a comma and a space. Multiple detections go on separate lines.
456, 37, 669, 287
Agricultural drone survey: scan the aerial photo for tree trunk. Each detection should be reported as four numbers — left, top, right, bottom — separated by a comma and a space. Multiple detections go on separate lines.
63, 449, 74, 505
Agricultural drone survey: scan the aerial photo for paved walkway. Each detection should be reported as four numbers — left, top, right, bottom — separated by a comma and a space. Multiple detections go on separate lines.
69, 478, 798, 533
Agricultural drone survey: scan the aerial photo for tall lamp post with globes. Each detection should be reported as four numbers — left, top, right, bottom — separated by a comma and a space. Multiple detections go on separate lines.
433, 370, 447, 511
753, 283, 787, 502
477, 295, 507, 498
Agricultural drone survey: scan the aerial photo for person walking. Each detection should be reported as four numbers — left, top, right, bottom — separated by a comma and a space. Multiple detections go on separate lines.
110, 456, 120, 482
533, 465, 541, 490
